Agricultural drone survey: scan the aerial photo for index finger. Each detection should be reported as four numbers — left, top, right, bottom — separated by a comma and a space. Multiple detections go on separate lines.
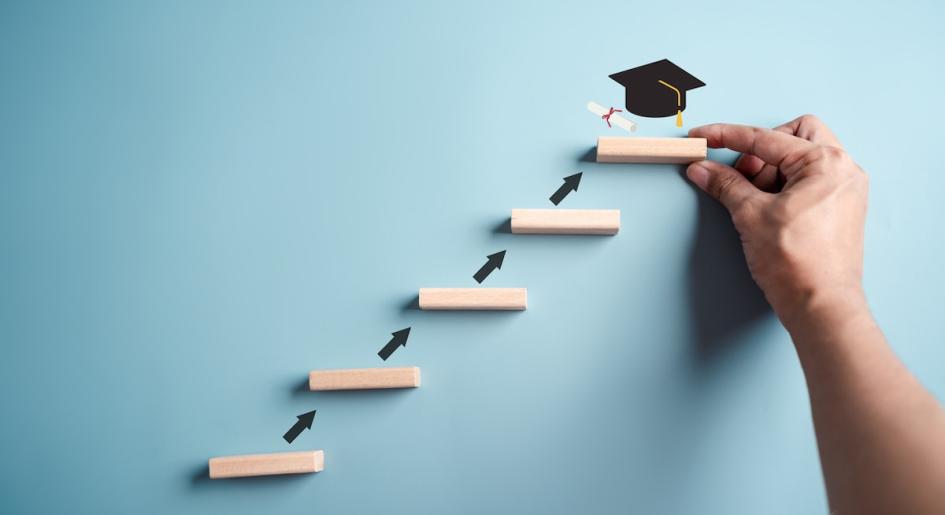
689, 123, 816, 169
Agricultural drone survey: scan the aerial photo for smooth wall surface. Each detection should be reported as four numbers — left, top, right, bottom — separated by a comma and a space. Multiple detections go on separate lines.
2, 1, 943, 513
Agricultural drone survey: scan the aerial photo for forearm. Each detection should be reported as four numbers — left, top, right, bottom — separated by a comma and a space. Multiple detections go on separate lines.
784, 290, 945, 515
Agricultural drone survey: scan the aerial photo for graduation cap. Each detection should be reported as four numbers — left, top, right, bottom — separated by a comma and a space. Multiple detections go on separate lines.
609, 59, 705, 127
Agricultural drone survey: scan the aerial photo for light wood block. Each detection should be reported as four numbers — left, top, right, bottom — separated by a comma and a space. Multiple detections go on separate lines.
511, 209, 619, 235
418, 288, 527, 310
596, 136, 707, 163
309, 367, 421, 391
209, 450, 324, 479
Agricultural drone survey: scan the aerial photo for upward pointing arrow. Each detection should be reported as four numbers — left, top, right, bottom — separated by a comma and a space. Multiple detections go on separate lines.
473, 250, 506, 284
549, 172, 583, 205
283, 410, 316, 444
377, 327, 411, 361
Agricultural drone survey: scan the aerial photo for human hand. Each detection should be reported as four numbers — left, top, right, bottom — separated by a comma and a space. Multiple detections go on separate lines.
685, 115, 869, 325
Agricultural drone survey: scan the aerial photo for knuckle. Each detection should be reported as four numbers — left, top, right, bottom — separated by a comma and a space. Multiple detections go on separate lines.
798, 113, 821, 126
798, 147, 830, 171
804, 145, 849, 171
748, 127, 766, 155
823, 145, 847, 160
811, 146, 834, 161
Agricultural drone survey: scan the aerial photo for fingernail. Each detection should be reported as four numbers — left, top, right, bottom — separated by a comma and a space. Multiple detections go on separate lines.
687, 163, 710, 191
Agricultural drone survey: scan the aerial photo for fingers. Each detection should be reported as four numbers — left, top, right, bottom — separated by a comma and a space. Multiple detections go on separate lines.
732, 123, 797, 178
749, 165, 783, 192
731, 117, 833, 192
777, 114, 843, 148
686, 160, 764, 214
734, 153, 766, 178
689, 123, 816, 170
735, 152, 781, 192
694, 116, 840, 193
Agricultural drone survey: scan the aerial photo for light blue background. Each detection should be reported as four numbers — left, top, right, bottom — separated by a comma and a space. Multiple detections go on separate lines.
2, 1, 944, 513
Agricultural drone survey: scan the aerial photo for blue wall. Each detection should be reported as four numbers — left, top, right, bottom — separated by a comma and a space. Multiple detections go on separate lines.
2, 1, 944, 513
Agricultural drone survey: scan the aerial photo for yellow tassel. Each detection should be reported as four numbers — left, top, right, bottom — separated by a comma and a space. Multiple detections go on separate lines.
675, 110, 683, 128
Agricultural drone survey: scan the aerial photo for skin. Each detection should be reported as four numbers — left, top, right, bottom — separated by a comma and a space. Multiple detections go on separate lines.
685, 115, 945, 515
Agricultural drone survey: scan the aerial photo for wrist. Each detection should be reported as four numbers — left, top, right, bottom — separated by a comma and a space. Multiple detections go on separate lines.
776, 284, 875, 347
780, 284, 867, 323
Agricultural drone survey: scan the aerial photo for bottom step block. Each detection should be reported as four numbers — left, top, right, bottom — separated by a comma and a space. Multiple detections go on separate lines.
209, 450, 324, 479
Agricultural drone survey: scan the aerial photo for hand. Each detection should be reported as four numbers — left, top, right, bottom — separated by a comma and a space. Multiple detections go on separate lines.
689, 117, 945, 515
685, 115, 869, 325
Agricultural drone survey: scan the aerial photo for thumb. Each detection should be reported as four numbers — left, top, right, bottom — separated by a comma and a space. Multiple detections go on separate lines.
686, 160, 760, 213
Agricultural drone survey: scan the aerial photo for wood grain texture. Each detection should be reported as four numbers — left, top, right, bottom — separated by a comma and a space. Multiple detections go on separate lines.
510, 209, 619, 235
596, 136, 707, 163
308, 367, 421, 391
418, 288, 527, 310
208, 450, 324, 479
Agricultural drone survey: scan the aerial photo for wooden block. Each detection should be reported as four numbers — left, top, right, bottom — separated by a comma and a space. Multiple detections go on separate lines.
596, 136, 707, 163
209, 450, 324, 479
309, 367, 421, 391
418, 288, 527, 310
511, 209, 619, 235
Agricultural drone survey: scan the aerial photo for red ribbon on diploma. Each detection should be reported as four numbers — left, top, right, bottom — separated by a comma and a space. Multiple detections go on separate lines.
602, 107, 622, 128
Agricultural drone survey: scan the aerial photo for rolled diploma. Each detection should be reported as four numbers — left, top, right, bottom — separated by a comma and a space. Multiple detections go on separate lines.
587, 101, 636, 132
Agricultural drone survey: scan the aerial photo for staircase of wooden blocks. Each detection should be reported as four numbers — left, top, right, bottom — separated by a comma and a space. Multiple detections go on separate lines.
207, 137, 706, 478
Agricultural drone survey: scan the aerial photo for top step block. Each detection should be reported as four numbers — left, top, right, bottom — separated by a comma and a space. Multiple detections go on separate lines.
209, 450, 324, 479
596, 137, 707, 164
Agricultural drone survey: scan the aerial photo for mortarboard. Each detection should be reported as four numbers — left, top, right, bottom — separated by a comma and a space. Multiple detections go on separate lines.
609, 59, 705, 127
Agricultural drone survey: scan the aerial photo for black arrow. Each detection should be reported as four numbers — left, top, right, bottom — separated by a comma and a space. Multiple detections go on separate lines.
473, 250, 506, 284
377, 327, 411, 361
283, 410, 316, 444
549, 172, 583, 205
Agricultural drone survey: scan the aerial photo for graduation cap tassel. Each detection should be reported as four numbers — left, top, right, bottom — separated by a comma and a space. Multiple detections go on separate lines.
658, 79, 684, 128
